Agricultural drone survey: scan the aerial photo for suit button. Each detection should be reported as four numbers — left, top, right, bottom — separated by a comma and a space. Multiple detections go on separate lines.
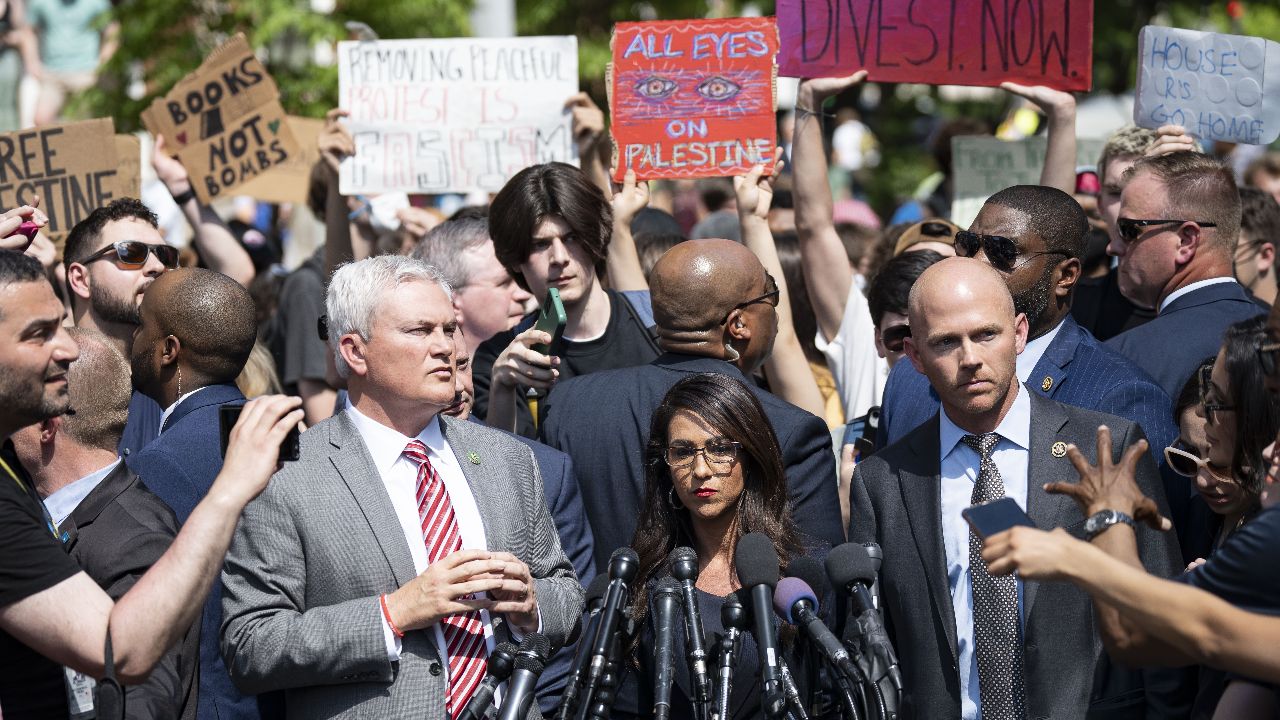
429, 662, 442, 676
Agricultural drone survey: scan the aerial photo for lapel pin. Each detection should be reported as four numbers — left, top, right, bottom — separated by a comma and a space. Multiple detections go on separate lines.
1041, 376, 1054, 392
1050, 441, 1068, 458
467, 451, 481, 465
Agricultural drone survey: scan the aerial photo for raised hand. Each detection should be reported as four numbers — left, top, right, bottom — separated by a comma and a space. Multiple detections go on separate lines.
798, 70, 869, 104
1145, 125, 1198, 157
318, 108, 355, 173
1049, 425, 1172, 531
1000, 82, 1076, 116
610, 168, 649, 228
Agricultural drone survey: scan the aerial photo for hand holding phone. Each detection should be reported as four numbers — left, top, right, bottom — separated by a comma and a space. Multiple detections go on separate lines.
530, 288, 567, 356
963, 496, 1035, 540
220, 402, 301, 462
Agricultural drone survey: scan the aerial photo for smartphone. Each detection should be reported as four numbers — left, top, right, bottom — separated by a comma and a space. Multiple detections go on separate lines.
219, 402, 300, 462
962, 496, 1035, 540
530, 288, 567, 356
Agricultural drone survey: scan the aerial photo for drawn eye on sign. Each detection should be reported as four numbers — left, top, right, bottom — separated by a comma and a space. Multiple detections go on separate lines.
615, 69, 766, 122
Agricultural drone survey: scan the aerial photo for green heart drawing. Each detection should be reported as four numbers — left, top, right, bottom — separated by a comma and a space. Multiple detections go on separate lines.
268, 120, 281, 134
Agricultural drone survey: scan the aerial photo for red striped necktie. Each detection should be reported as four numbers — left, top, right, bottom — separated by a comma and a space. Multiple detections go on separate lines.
403, 440, 488, 718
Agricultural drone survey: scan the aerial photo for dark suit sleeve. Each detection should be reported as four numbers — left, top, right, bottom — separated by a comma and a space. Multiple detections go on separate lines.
848, 464, 876, 547
516, 445, 585, 651
547, 454, 598, 586
129, 451, 205, 524
780, 413, 844, 547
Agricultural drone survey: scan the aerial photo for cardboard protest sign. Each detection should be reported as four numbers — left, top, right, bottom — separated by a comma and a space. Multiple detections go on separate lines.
235, 116, 325, 204
950, 135, 1106, 228
1134, 26, 1280, 146
608, 17, 779, 182
112, 134, 141, 200
337, 36, 578, 195
0, 118, 127, 240
141, 34, 300, 204
777, 0, 1092, 91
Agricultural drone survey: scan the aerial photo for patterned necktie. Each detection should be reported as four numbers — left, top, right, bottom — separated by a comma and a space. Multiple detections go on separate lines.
960, 433, 1028, 720
403, 440, 488, 718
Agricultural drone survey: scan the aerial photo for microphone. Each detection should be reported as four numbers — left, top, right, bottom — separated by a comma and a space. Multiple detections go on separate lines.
668, 546, 712, 714
773, 576, 858, 684
717, 591, 746, 720
458, 642, 517, 720
555, 575, 611, 720
734, 533, 786, 719
575, 547, 639, 720
826, 544, 904, 694
652, 577, 682, 720
496, 633, 550, 720
861, 542, 883, 609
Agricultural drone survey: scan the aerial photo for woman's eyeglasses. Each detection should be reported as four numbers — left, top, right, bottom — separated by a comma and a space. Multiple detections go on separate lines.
78, 241, 180, 270
1199, 365, 1236, 425
666, 439, 741, 468
953, 231, 1070, 273
1116, 218, 1217, 243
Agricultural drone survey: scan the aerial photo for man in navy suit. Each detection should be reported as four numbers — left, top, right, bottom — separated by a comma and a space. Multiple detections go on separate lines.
128, 267, 269, 720
541, 239, 844, 571
1105, 151, 1266, 399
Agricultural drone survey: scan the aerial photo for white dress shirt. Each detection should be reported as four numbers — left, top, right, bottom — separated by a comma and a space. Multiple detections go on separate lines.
938, 386, 1031, 720
1015, 318, 1064, 384
158, 385, 213, 435
344, 406, 498, 685
1158, 276, 1237, 314
43, 459, 122, 528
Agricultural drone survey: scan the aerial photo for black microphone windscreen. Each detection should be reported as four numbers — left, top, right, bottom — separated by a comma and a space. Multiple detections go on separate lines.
518, 632, 550, 661
514, 653, 545, 674
655, 575, 681, 597
734, 533, 780, 588
585, 574, 611, 604
786, 556, 830, 599
826, 543, 878, 589
494, 641, 518, 658
668, 546, 699, 581
609, 547, 640, 582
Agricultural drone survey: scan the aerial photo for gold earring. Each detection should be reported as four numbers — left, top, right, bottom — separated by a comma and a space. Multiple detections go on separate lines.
176, 366, 183, 398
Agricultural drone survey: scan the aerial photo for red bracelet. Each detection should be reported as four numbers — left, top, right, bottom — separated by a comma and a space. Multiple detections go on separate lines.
380, 594, 404, 638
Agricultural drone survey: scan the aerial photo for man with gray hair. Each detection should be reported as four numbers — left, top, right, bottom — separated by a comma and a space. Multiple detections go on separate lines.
412, 215, 532, 356
11, 327, 198, 719
222, 254, 581, 718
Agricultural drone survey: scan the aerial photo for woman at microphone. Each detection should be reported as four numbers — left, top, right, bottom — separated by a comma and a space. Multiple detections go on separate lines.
626, 373, 823, 720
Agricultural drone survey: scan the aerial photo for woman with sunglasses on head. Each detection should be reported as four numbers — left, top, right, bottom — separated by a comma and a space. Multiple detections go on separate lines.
627, 373, 820, 720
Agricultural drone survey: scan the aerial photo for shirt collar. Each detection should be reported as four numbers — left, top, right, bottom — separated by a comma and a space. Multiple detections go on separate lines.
344, 405, 445, 476
939, 383, 1031, 461
1015, 318, 1066, 383
159, 385, 213, 435
1158, 277, 1237, 314
43, 458, 122, 528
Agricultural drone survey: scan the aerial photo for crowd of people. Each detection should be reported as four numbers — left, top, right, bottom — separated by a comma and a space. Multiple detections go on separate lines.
0, 24, 1279, 720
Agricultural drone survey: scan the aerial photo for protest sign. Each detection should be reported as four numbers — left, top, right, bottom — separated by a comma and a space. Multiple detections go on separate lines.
1133, 26, 1280, 146
777, 0, 1092, 91
950, 135, 1105, 228
113, 134, 141, 200
0, 118, 125, 239
235, 116, 325, 204
337, 36, 578, 195
142, 33, 300, 204
608, 17, 779, 181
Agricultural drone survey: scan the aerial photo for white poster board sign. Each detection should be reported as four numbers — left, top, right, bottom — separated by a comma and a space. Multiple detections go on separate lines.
951, 136, 1106, 229
338, 36, 579, 195
1134, 25, 1280, 146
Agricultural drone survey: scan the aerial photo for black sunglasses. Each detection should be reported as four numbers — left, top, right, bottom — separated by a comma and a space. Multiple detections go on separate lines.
881, 324, 911, 353
78, 240, 180, 270
721, 273, 780, 325
1117, 218, 1217, 243
954, 230, 1070, 273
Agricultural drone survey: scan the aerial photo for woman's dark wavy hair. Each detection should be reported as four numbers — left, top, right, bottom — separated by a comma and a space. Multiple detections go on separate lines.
1218, 316, 1280, 502
627, 373, 802, 633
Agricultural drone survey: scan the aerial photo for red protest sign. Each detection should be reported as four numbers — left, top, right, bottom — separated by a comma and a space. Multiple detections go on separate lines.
777, 0, 1092, 91
609, 17, 779, 181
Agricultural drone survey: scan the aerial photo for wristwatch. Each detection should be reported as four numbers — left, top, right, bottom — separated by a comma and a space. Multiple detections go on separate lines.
1084, 509, 1135, 540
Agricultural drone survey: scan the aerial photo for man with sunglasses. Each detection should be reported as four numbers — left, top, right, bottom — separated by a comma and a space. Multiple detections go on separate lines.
1105, 151, 1266, 400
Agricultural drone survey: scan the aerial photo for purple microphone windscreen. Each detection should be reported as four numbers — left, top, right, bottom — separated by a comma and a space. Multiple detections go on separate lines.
826, 543, 878, 589
772, 577, 818, 624
786, 556, 830, 599
734, 532, 781, 588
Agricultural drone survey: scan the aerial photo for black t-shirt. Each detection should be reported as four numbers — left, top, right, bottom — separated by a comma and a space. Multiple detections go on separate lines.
265, 248, 329, 394
473, 289, 660, 438
0, 467, 82, 718
1181, 504, 1280, 615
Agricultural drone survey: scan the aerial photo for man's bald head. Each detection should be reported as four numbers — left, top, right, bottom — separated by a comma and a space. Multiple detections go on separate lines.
651, 239, 765, 332
908, 257, 1016, 332
143, 268, 257, 382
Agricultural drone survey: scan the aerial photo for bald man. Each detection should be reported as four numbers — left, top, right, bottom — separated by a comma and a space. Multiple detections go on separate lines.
126, 268, 269, 720
850, 258, 1181, 720
541, 238, 842, 572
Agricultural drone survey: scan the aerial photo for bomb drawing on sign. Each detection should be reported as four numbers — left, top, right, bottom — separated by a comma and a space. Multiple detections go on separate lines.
610, 17, 780, 181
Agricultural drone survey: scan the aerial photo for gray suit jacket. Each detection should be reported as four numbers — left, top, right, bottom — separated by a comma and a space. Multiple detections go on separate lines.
850, 391, 1184, 720
220, 412, 582, 719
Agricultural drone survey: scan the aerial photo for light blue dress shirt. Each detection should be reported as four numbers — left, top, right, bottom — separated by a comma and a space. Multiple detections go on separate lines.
938, 385, 1031, 720
43, 458, 122, 528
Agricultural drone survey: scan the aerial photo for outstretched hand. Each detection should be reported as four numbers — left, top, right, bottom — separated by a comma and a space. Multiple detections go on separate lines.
151, 134, 192, 195
1049, 425, 1171, 532
733, 160, 784, 221
798, 70, 868, 103
610, 168, 649, 227
982, 526, 1082, 580
1145, 125, 1198, 157
1000, 82, 1075, 115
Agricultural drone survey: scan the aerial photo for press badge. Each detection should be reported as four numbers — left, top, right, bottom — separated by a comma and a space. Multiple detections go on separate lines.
64, 666, 96, 718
